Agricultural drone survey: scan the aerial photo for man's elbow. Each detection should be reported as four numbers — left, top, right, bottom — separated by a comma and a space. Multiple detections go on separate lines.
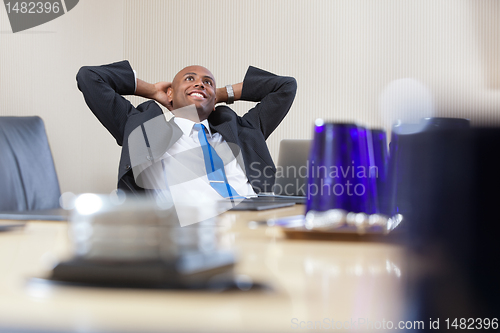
76, 66, 89, 81
76, 66, 97, 93
287, 76, 297, 90
76, 66, 88, 89
283, 76, 297, 97
283, 76, 297, 100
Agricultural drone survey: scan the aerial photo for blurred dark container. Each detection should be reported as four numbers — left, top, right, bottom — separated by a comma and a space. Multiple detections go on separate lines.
420, 117, 471, 130
387, 118, 471, 217
398, 125, 500, 329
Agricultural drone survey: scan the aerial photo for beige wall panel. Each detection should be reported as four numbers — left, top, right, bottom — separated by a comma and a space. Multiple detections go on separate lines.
1, 0, 125, 195
123, 0, 500, 163
1, 0, 500, 194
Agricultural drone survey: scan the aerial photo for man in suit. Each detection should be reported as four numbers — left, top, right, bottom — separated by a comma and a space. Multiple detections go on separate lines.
76, 61, 297, 201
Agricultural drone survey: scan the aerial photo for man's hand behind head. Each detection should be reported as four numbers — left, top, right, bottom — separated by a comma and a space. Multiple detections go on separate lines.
153, 81, 173, 110
135, 78, 172, 110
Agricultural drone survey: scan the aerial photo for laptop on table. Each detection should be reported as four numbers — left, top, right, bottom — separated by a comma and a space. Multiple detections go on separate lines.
229, 139, 311, 210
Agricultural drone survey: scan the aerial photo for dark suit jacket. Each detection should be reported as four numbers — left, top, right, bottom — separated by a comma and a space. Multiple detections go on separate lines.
76, 61, 296, 194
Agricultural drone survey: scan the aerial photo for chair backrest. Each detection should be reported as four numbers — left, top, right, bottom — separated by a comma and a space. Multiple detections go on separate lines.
0, 116, 61, 211
273, 139, 311, 196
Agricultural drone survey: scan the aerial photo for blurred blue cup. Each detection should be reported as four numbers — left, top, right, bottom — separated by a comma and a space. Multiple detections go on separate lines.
306, 121, 384, 215
371, 129, 389, 214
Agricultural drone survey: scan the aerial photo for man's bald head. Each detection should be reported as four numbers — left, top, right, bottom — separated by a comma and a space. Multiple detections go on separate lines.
167, 65, 217, 122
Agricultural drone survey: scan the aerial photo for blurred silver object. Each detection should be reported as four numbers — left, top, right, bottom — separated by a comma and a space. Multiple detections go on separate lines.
69, 193, 225, 261
305, 209, 398, 234
305, 209, 347, 230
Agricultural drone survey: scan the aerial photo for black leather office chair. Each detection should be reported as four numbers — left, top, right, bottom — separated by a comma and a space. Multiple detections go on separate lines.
0, 116, 61, 211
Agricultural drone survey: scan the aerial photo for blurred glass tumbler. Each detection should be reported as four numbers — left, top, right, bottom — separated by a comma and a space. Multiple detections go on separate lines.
306, 121, 385, 215
69, 194, 226, 262
371, 129, 389, 214
387, 117, 470, 217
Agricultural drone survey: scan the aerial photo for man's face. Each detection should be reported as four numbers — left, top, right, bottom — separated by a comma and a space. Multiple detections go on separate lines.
167, 66, 216, 121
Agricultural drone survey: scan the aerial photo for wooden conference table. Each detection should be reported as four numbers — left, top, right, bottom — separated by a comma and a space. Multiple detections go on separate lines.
0, 206, 405, 333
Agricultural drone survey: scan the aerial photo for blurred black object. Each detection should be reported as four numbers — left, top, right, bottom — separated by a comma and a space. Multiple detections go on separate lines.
387, 117, 471, 217
0, 208, 68, 221
50, 251, 237, 289
419, 117, 471, 130
0, 222, 25, 232
393, 121, 499, 328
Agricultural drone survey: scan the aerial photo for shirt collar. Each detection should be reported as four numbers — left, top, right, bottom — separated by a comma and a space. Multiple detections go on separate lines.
173, 117, 212, 137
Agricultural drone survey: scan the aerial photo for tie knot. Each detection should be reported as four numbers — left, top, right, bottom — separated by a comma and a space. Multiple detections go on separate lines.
193, 123, 206, 132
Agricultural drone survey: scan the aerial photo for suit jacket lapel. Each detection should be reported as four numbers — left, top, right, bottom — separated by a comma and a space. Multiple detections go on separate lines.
209, 121, 238, 144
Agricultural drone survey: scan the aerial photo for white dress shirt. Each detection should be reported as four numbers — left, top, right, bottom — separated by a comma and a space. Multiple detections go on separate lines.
139, 115, 255, 200
131, 73, 255, 225
132, 72, 253, 198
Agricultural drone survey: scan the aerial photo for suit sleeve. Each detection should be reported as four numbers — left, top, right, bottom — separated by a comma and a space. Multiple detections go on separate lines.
76, 60, 138, 146
240, 66, 297, 140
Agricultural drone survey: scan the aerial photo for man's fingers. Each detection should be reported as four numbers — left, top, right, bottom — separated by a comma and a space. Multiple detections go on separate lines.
161, 81, 172, 92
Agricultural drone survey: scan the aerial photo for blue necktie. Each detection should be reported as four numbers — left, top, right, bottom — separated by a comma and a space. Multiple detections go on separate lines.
194, 124, 243, 199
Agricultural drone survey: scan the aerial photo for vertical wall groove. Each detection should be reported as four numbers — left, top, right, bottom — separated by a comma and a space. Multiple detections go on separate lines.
122, 0, 500, 163
1, 0, 500, 193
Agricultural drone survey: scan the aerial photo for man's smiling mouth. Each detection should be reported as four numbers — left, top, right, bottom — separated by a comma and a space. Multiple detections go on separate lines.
188, 91, 206, 99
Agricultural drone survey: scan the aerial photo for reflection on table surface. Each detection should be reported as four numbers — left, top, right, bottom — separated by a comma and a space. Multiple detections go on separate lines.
0, 205, 405, 333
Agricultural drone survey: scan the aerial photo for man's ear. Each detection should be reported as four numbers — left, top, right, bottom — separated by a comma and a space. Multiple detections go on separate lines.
166, 87, 174, 111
